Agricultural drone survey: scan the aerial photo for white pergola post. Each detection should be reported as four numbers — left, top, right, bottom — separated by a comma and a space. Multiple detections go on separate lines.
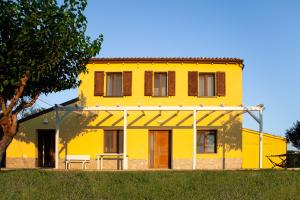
55, 107, 60, 169
123, 109, 128, 170
246, 109, 264, 169
259, 110, 263, 169
192, 109, 197, 170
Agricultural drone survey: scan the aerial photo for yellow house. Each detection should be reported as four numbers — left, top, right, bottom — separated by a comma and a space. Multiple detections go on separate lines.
4, 57, 287, 170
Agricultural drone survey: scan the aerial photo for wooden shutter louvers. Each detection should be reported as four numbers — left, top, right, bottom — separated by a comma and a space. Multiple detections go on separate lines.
145, 71, 153, 96
216, 72, 226, 96
168, 71, 175, 96
123, 71, 132, 96
188, 71, 198, 96
94, 71, 104, 96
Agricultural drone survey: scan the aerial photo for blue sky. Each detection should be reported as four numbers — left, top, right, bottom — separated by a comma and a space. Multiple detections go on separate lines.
39, 0, 300, 144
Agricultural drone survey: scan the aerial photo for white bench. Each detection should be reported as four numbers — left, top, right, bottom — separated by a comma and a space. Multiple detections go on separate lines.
65, 155, 90, 169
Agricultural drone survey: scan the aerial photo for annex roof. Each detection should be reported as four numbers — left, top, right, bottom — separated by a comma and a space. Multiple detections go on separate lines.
18, 97, 79, 123
243, 128, 286, 141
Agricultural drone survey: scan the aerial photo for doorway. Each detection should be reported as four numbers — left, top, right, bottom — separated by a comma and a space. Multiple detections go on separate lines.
149, 130, 171, 169
38, 129, 55, 168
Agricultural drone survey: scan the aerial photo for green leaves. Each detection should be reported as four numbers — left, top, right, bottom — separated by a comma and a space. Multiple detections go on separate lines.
285, 121, 300, 150
0, 0, 103, 100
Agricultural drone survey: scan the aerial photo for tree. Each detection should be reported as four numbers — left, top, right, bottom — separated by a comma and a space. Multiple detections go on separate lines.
285, 121, 300, 150
19, 105, 44, 119
0, 0, 103, 166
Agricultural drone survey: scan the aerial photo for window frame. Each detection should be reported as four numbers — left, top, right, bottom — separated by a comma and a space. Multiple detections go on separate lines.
153, 72, 168, 97
103, 130, 124, 153
196, 130, 217, 154
198, 73, 216, 97
106, 72, 123, 97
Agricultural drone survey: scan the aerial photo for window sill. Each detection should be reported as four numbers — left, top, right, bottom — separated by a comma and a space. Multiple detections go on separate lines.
196, 152, 217, 154
197, 96, 218, 98
151, 96, 170, 98
103, 96, 124, 98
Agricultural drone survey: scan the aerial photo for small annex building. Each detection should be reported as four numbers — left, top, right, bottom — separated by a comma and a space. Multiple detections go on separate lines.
3, 57, 287, 170
242, 128, 287, 169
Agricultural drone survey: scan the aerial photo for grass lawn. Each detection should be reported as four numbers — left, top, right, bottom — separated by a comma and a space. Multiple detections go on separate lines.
0, 170, 299, 200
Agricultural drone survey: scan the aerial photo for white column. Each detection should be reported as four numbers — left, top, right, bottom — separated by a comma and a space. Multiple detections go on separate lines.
259, 110, 263, 169
55, 107, 60, 169
192, 109, 197, 170
123, 109, 128, 170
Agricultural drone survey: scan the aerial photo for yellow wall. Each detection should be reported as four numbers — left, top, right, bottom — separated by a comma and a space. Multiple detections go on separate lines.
7, 61, 245, 168
80, 62, 243, 107
8, 109, 243, 161
79, 61, 243, 161
242, 128, 287, 169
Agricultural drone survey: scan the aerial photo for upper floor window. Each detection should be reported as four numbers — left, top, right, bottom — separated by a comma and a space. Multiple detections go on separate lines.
106, 72, 122, 96
188, 71, 225, 97
94, 71, 132, 97
145, 71, 175, 97
199, 73, 215, 97
197, 130, 217, 153
154, 72, 167, 96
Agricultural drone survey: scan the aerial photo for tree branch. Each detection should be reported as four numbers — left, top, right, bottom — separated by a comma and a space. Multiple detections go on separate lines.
0, 95, 6, 112
4, 73, 29, 116
13, 92, 40, 115
0, 117, 6, 126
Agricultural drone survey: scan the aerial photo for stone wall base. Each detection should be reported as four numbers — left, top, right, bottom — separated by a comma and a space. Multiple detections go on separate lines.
128, 159, 148, 170
173, 159, 193, 169
6, 157, 241, 170
173, 158, 242, 170
6, 157, 37, 168
197, 158, 242, 169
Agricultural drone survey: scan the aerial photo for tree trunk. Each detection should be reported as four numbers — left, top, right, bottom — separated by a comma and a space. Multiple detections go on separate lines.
0, 135, 13, 167
0, 114, 18, 168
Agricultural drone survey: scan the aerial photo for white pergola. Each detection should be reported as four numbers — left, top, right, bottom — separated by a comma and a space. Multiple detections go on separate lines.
54, 105, 264, 170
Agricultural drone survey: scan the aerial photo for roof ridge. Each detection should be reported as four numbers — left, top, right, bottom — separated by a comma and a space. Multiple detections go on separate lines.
89, 57, 244, 64
90, 57, 243, 59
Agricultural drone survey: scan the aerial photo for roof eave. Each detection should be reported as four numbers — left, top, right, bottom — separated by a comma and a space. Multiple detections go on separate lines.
88, 57, 244, 65
18, 97, 79, 124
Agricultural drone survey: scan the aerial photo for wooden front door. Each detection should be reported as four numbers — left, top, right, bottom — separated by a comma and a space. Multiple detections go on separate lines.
149, 130, 170, 168
38, 130, 55, 168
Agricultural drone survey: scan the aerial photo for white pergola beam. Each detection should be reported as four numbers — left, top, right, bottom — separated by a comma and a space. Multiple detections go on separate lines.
57, 105, 264, 112
246, 110, 260, 124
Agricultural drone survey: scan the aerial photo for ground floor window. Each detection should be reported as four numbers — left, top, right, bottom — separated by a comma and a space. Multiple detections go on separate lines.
197, 130, 217, 153
104, 130, 123, 153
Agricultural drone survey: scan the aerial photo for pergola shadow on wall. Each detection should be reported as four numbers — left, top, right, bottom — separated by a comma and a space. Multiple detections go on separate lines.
55, 104, 265, 170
